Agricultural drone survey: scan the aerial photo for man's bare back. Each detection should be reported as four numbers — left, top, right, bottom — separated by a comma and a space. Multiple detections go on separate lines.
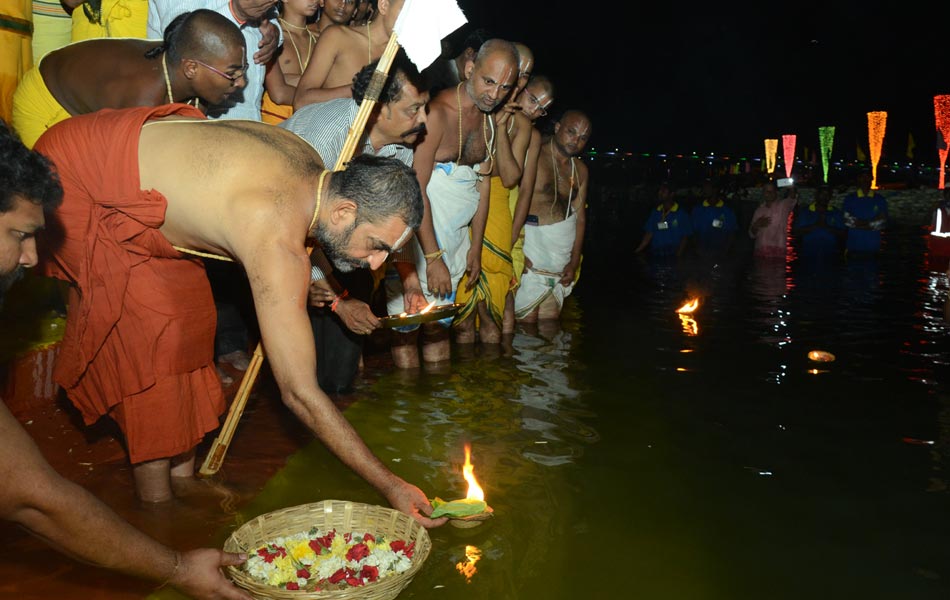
42, 39, 167, 115
138, 117, 324, 261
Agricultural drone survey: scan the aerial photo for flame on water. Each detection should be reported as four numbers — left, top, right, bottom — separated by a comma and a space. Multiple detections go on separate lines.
462, 444, 484, 501
679, 314, 698, 336
676, 298, 699, 313
867, 111, 887, 190
419, 299, 438, 314
455, 545, 481, 581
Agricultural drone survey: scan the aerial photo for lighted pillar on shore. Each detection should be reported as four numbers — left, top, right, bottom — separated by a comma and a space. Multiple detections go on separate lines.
934, 95, 950, 189
818, 126, 835, 183
764, 138, 778, 176
867, 111, 887, 190
782, 134, 796, 179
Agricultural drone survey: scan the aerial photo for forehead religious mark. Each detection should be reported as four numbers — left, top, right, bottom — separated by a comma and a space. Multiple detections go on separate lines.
392, 226, 412, 251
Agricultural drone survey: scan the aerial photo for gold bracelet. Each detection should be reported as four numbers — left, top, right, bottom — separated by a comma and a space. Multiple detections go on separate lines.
423, 249, 444, 261
157, 551, 182, 589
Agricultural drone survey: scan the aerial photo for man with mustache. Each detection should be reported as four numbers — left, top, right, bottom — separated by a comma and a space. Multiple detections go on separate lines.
32, 104, 446, 531
281, 47, 429, 393
385, 38, 518, 368
514, 109, 592, 324
0, 121, 253, 600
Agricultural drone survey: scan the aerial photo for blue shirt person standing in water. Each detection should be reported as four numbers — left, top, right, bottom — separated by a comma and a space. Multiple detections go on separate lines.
842, 169, 887, 255
792, 185, 846, 259
635, 181, 692, 257
690, 178, 737, 257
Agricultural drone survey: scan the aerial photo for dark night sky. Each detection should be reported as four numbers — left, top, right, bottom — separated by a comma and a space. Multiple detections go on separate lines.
453, 1, 950, 163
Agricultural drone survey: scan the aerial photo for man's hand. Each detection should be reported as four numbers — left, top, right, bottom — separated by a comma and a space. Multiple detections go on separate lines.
425, 259, 452, 299
255, 20, 279, 65
172, 549, 254, 600
384, 480, 449, 529
494, 100, 521, 129
333, 298, 380, 336
403, 287, 428, 314
464, 247, 481, 292
308, 280, 336, 308
560, 260, 578, 286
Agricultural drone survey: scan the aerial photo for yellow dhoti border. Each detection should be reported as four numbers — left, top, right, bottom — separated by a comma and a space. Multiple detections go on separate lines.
456, 176, 514, 328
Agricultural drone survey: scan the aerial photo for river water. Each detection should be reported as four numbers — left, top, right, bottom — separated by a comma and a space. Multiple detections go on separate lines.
149, 181, 950, 600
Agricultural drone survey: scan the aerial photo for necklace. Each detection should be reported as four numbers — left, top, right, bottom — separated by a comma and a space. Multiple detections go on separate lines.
161, 54, 174, 103
550, 142, 576, 219
161, 53, 200, 107
279, 18, 316, 72
455, 82, 494, 174
308, 170, 328, 236
366, 21, 372, 63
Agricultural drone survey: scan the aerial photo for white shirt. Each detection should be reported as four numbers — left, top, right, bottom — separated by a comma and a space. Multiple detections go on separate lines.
147, 0, 276, 121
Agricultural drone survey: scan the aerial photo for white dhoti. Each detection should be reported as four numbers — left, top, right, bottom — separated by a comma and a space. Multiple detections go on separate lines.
514, 215, 577, 318
386, 162, 480, 326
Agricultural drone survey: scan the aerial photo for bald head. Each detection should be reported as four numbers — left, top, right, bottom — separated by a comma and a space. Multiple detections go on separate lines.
463, 38, 518, 111
554, 110, 593, 156
512, 41, 534, 94
162, 9, 246, 63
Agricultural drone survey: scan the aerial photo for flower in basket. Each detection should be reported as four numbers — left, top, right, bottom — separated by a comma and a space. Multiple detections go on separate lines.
245, 528, 415, 591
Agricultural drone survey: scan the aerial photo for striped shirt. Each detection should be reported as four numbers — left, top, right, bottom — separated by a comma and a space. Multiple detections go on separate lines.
147, 0, 276, 121
281, 98, 417, 280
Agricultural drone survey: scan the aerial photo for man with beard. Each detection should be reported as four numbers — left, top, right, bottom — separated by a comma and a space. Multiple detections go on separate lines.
385, 38, 518, 368
33, 104, 446, 532
281, 48, 429, 393
0, 121, 253, 600
514, 109, 592, 323
11, 9, 247, 149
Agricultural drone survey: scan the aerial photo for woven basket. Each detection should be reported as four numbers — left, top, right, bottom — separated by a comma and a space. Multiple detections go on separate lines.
224, 500, 432, 600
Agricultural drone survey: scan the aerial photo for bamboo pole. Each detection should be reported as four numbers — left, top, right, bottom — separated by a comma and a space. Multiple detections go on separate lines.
199, 31, 403, 477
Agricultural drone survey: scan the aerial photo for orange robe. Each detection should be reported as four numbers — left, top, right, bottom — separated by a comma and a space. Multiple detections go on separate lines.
34, 104, 226, 464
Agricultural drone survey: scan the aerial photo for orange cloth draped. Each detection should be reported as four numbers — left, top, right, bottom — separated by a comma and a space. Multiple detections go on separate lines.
260, 90, 292, 125
34, 104, 226, 464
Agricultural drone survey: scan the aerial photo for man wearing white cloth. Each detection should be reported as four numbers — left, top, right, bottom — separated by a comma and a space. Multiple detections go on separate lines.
385, 38, 518, 367
515, 110, 592, 322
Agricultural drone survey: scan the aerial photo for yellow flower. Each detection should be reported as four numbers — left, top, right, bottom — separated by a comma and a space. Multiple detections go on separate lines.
289, 539, 314, 562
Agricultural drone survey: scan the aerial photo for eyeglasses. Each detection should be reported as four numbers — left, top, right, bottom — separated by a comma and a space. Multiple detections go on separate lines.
191, 58, 248, 83
527, 92, 550, 117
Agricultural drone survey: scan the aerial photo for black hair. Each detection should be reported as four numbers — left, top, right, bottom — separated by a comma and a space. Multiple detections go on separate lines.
330, 155, 423, 229
143, 9, 245, 63
0, 121, 63, 214
81, 0, 102, 25
351, 48, 428, 105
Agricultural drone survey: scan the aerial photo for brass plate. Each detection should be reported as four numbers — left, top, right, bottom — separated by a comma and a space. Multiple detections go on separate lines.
379, 303, 463, 328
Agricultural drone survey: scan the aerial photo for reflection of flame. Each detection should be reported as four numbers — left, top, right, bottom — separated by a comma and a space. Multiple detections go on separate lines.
462, 444, 484, 501
419, 299, 437, 314
455, 545, 481, 581
807, 350, 835, 362
679, 314, 698, 336
676, 298, 700, 314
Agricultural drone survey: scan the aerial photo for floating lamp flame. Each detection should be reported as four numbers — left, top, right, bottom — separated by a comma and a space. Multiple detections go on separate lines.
867, 111, 887, 190
676, 298, 700, 314
807, 350, 835, 363
676, 298, 699, 336
431, 443, 494, 528
818, 126, 835, 184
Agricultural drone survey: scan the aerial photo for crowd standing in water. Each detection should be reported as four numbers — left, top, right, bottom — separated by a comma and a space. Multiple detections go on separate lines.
0, 0, 592, 595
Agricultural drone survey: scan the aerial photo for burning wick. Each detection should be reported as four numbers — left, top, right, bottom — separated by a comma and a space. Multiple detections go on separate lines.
807, 350, 835, 363
419, 299, 438, 315
676, 298, 700, 314
462, 444, 484, 502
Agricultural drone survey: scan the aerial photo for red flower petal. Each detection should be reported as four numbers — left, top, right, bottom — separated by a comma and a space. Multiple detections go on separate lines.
346, 542, 370, 562
363, 533, 375, 543
390, 540, 406, 553
328, 569, 347, 584
286, 582, 299, 590
361, 564, 379, 582
297, 568, 310, 579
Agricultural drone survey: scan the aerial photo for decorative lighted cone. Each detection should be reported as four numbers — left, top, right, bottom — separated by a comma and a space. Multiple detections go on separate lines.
764, 138, 778, 175
432, 444, 493, 529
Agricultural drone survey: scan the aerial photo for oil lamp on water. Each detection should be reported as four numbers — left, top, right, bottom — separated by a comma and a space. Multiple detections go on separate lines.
676, 297, 700, 336
430, 443, 494, 529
